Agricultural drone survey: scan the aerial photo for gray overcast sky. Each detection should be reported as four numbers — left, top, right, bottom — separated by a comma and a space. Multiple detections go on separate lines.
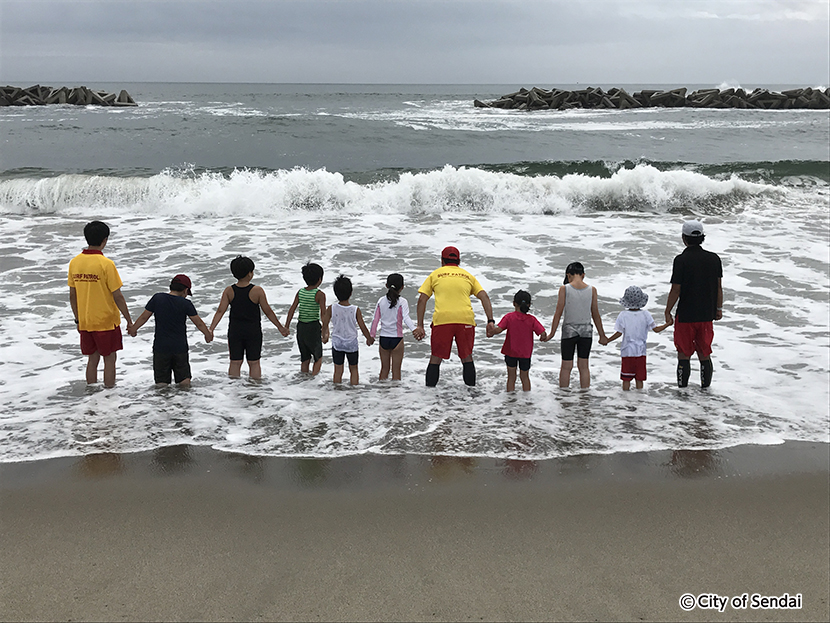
1, 0, 828, 84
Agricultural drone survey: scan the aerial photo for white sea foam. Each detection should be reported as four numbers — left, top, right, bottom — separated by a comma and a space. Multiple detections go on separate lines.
0, 164, 778, 217
0, 186, 827, 463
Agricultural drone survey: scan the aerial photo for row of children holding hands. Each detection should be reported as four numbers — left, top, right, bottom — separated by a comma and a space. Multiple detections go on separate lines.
130, 255, 671, 392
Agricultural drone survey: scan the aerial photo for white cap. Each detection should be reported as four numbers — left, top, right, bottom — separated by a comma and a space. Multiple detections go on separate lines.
682, 220, 704, 237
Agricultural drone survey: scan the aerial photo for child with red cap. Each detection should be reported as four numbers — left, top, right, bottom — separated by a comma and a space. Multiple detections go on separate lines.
129, 274, 213, 386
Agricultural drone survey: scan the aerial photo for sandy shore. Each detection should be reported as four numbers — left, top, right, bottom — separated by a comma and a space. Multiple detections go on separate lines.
1, 442, 828, 622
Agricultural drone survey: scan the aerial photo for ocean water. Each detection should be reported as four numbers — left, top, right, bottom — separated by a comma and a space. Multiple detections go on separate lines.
1, 83, 828, 463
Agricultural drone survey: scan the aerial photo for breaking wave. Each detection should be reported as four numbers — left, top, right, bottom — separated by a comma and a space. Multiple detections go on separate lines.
0, 161, 793, 216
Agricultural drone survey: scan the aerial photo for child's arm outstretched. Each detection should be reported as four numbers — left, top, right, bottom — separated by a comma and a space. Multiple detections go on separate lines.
542, 285, 567, 342
285, 291, 299, 328
209, 286, 233, 333
317, 290, 329, 343
253, 286, 289, 337
356, 307, 375, 346
605, 331, 622, 343
590, 286, 608, 344
189, 314, 213, 342
129, 309, 153, 337
653, 317, 673, 333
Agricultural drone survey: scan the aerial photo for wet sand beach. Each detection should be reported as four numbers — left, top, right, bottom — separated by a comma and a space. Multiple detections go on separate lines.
1, 442, 828, 622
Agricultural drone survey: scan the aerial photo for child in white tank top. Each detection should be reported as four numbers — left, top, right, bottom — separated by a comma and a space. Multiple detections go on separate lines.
324, 275, 374, 385
543, 262, 608, 389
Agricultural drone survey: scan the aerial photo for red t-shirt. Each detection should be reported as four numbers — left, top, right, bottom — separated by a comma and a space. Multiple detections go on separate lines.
498, 311, 545, 359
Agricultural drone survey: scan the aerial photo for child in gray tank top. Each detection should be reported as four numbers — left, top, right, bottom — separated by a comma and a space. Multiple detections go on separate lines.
542, 262, 608, 389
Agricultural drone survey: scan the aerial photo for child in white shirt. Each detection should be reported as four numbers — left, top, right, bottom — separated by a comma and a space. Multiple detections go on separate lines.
369, 273, 416, 380
604, 286, 672, 390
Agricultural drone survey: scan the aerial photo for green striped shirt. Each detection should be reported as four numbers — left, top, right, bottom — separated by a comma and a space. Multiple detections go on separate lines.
297, 287, 320, 322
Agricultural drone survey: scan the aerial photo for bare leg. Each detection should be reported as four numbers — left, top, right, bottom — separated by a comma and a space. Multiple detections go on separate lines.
577, 357, 590, 388
622, 380, 631, 391
102, 352, 117, 388
506, 366, 517, 392
635, 379, 644, 389
390, 341, 405, 380
333, 363, 344, 383
301, 359, 311, 374
311, 357, 323, 376
248, 360, 261, 380
86, 352, 101, 384
519, 369, 531, 391
229, 360, 243, 378
178, 378, 191, 387
559, 360, 573, 388
378, 346, 392, 380
349, 364, 359, 385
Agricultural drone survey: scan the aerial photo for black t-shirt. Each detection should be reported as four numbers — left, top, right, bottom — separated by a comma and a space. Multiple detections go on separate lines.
146, 293, 198, 353
670, 245, 723, 322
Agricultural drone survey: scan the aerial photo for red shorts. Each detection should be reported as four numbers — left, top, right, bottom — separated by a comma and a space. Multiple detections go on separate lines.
621, 356, 647, 381
80, 326, 123, 357
430, 323, 475, 360
673, 321, 714, 358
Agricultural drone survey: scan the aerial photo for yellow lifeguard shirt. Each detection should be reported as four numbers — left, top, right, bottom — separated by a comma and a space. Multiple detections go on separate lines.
68, 250, 123, 332
418, 265, 483, 326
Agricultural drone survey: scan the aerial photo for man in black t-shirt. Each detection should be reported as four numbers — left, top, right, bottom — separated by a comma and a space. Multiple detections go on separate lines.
665, 220, 723, 388
129, 274, 213, 386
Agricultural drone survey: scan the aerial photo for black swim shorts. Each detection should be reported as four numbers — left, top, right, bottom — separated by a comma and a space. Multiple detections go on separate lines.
332, 347, 359, 366
504, 355, 531, 371
153, 351, 192, 384
228, 323, 263, 361
561, 336, 592, 361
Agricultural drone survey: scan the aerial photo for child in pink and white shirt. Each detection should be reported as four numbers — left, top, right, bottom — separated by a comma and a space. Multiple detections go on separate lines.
369, 273, 416, 380
489, 290, 546, 392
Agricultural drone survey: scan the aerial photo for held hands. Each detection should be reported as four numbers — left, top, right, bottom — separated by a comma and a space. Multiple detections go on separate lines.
204, 330, 213, 343
598, 335, 608, 346
413, 326, 426, 341
366, 336, 375, 347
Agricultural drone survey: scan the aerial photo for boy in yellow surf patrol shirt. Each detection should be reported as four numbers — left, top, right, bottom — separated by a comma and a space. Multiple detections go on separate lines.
414, 246, 494, 387
68, 221, 133, 388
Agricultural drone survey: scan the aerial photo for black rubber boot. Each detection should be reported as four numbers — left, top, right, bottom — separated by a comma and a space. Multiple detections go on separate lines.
700, 359, 713, 388
677, 359, 691, 387
426, 363, 440, 387
462, 361, 476, 386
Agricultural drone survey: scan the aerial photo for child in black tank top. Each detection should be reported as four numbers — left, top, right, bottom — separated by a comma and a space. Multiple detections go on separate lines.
209, 256, 289, 379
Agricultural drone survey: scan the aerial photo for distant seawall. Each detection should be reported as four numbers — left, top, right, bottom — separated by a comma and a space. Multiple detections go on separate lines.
0, 85, 136, 107
474, 86, 830, 110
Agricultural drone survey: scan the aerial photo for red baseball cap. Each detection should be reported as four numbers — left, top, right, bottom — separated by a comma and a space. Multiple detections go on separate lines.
171, 274, 193, 296
441, 246, 460, 264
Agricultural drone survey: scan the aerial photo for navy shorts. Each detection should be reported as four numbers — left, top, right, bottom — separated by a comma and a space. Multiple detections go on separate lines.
332, 348, 358, 366
561, 336, 592, 361
379, 336, 403, 350
504, 355, 531, 371
228, 323, 263, 361
153, 351, 191, 384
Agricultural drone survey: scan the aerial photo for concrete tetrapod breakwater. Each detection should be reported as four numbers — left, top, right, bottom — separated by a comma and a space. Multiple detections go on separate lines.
0, 85, 137, 107
474, 86, 830, 110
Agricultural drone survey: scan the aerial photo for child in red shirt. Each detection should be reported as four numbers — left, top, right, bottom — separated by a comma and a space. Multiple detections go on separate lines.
489, 290, 546, 391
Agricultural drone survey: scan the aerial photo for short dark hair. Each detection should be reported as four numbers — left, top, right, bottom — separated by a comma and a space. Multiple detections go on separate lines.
564, 261, 585, 284
230, 255, 255, 279
333, 274, 352, 302
84, 221, 110, 246
683, 234, 705, 246
302, 262, 324, 286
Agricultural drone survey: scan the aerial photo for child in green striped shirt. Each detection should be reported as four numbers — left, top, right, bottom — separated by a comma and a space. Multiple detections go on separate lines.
285, 262, 328, 375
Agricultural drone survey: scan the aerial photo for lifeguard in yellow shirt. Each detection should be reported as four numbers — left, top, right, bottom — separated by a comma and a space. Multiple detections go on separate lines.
68, 221, 133, 388
414, 246, 494, 387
